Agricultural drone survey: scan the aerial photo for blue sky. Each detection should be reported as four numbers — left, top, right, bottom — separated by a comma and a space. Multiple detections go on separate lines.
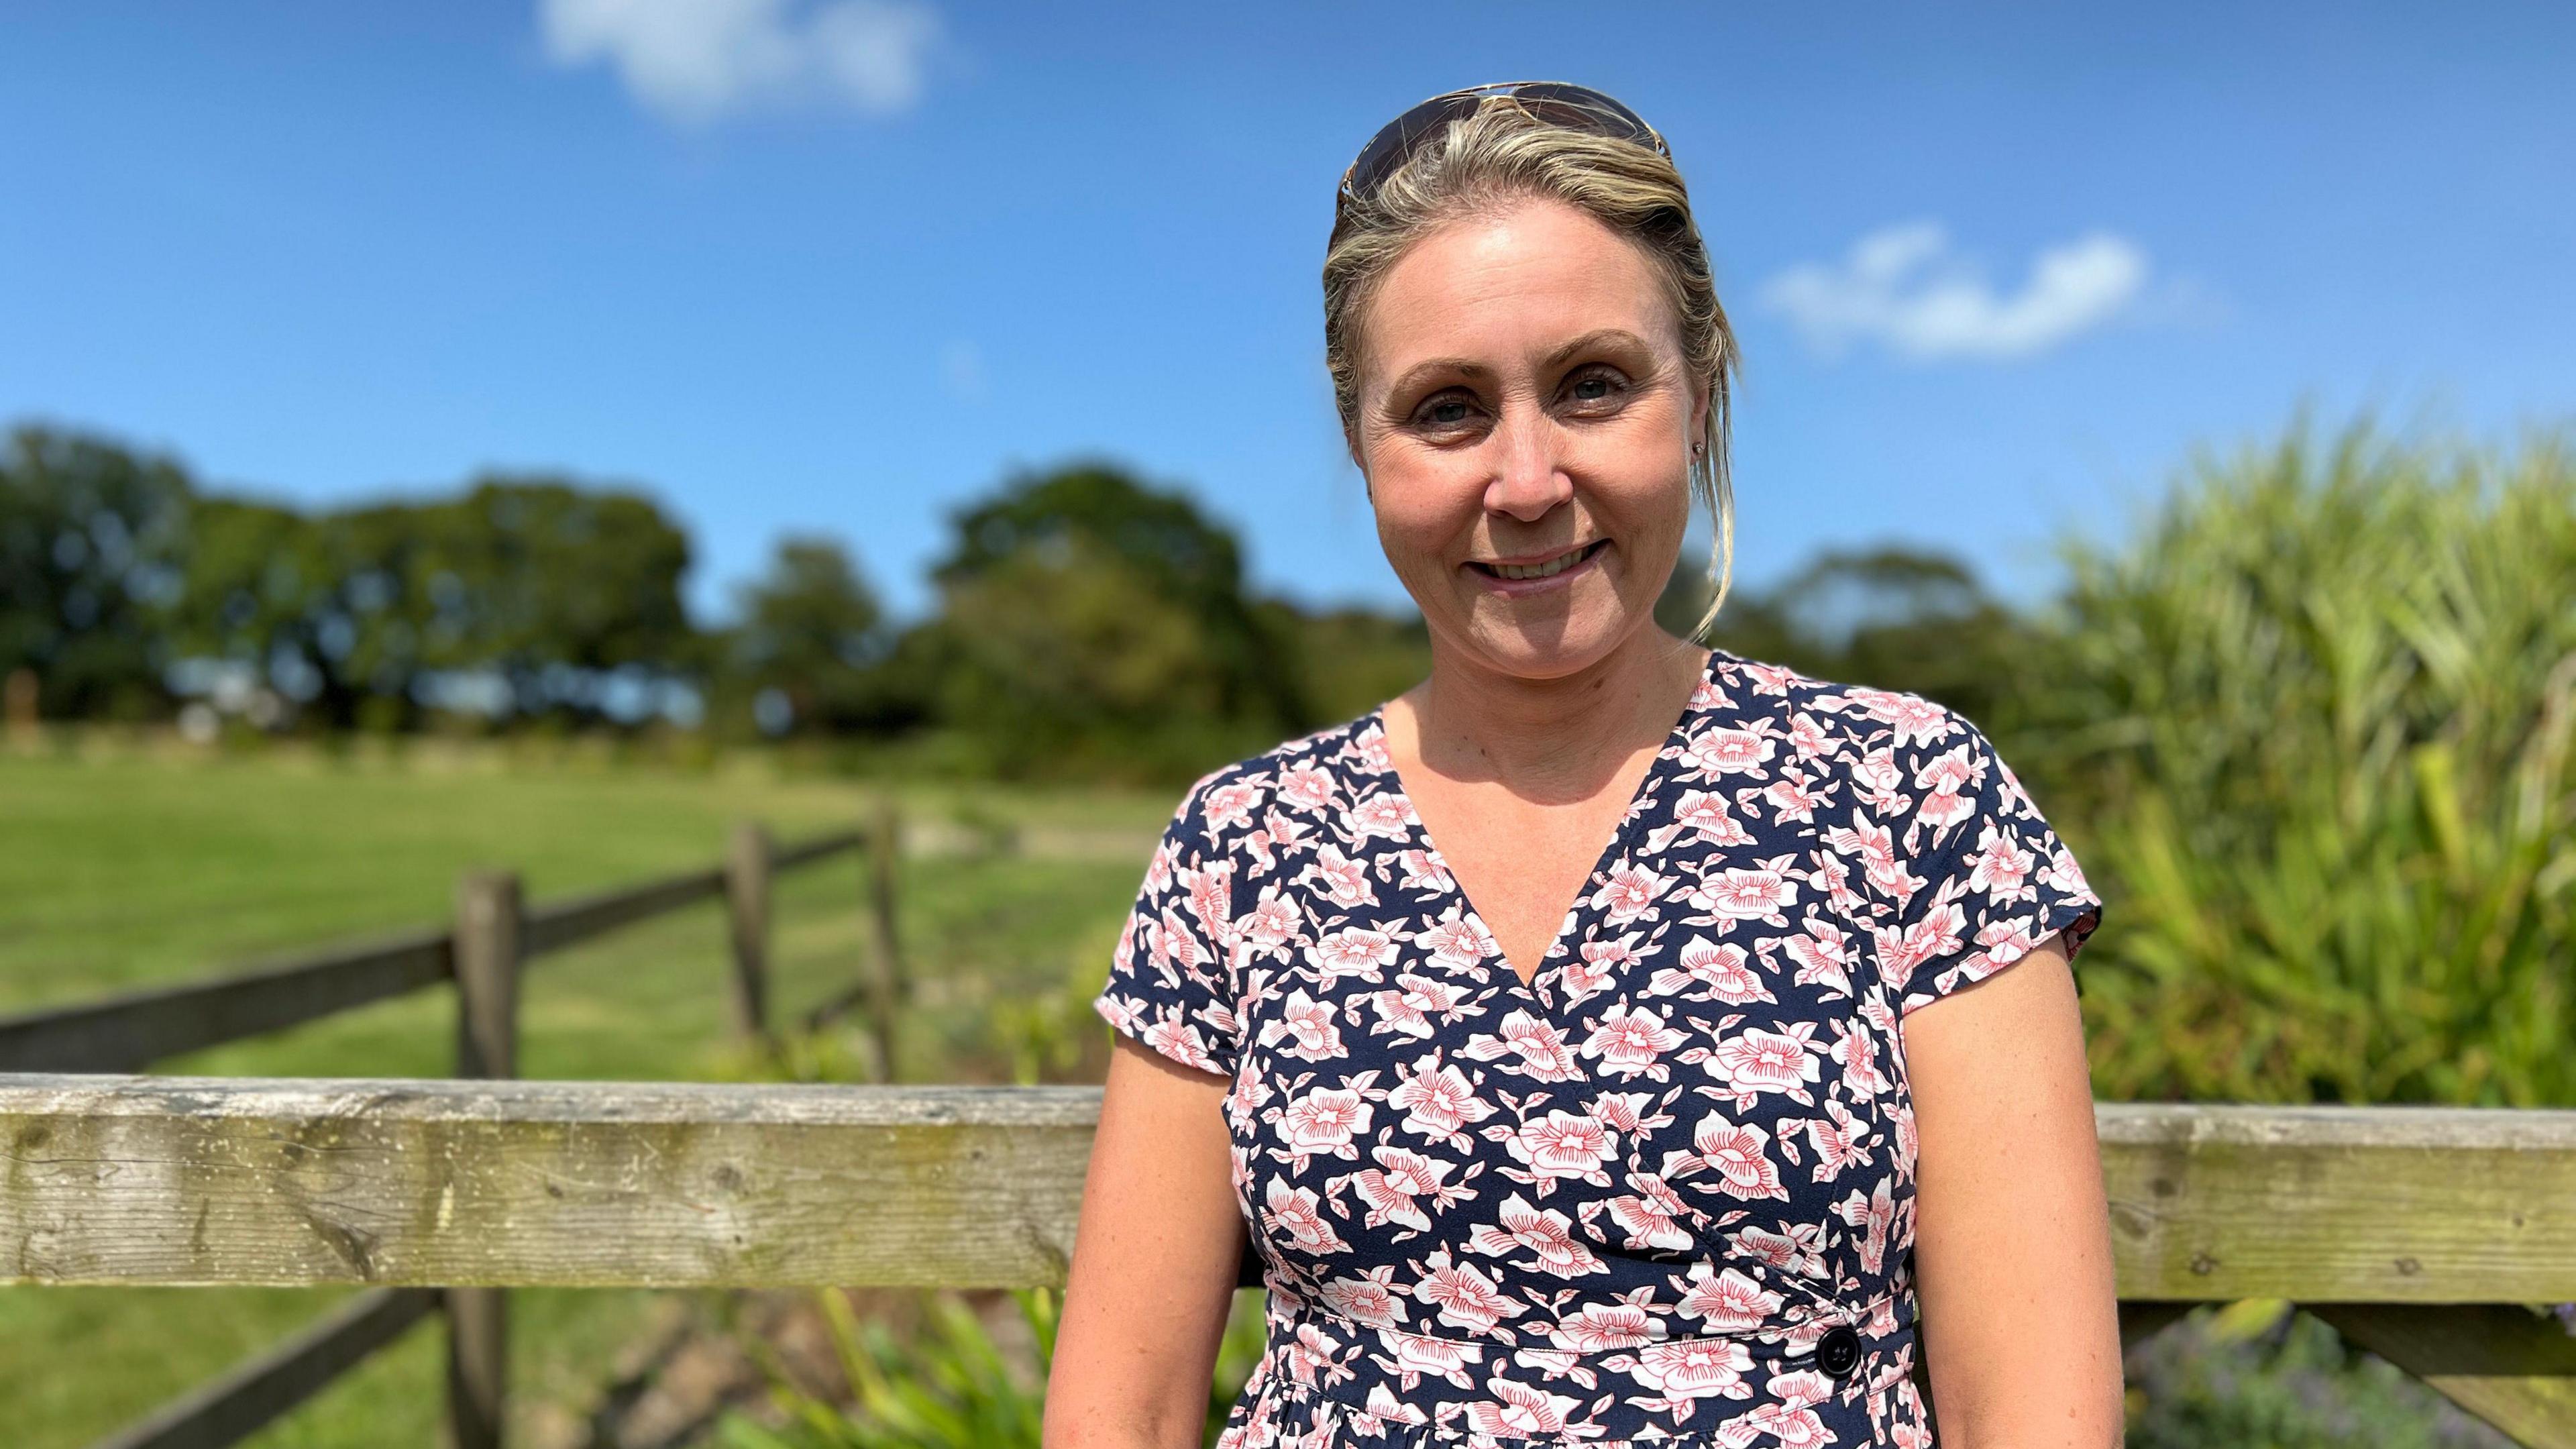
3, 2, 2570, 622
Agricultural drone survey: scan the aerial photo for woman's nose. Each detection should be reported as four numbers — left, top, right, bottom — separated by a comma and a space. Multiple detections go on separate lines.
1483, 410, 1572, 522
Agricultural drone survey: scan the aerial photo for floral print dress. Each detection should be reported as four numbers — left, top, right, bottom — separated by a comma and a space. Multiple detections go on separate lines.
1092, 648, 2102, 1448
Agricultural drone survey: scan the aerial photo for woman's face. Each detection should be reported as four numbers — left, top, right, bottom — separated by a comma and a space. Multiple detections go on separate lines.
1351, 195, 1704, 683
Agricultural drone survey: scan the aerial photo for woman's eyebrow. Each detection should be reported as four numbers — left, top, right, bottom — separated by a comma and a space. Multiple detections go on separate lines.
1385, 358, 1492, 400
1542, 327, 1652, 368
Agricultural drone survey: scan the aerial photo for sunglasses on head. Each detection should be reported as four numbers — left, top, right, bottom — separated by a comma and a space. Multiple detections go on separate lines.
1336, 80, 1670, 215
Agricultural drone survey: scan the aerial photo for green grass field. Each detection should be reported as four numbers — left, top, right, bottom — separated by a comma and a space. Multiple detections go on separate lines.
0, 737, 1167, 1449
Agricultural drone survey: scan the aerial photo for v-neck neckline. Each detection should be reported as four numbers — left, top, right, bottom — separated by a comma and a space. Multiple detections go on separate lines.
1358, 648, 1720, 1007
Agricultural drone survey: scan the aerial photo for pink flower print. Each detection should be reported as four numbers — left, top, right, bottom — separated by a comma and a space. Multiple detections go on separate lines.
1317, 1269, 1410, 1328
1368, 987, 1434, 1039
1591, 861, 1669, 924
1779, 918, 1854, 998
1306, 925, 1397, 981
1263, 1177, 1350, 1254
1803, 1099, 1875, 1181
1829, 1017, 1886, 1096
1260, 806, 1311, 861
1785, 710, 1833, 760
2043, 839, 2095, 902
1378, 1326, 1484, 1393
1739, 659, 1800, 696
1843, 687, 1953, 749
1279, 763, 1338, 812
1682, 725, 1775, 777
1348, 792, 1419, 843
1675, 1265, 1784, 1331
1762, 771, 1826, 824
1686, 1113, 1789, 1201
1418, 909, 1501, 971
1140, 1014, 1224, 1075
1911, 745, 1978, 834
1966, 823, 2035, 898
1390, 1057, 1495, 1139
1566, 932, 1642, 1002
1464, 1378, 1580, 1437
1850, 747, 1907, 812
1395, 847, 1454, 892
1839, 1176, 1897, 1274
1346, 722, 1395, 773
1767, 1368, 1835, 1410
1580, 1004, 1684, 1079
1411, 1250, 1525, 1334
1587, 1091, 1671, 1136
1278, 1085, 1373, 1157
1705, 1024, 1823, 1105
1299, 844, 1374, 909
1184, 859, 1238, 945
1201, 781, 1260, 835
1342, 1144, 1459, 1233
1805, 848, 1866, 918
1359, 1381, 1434, 1428
1731, 1404, 1832, 1449
1603, 1173, 1695, 1252
1468, 1191, 1606, 1278
1549, 1301, 1664, 1352
1723, 1224, 1817, 1279
1502, 1109, 1618, 1187
1649, 789, 1754, 853
1280, 1318, 1340, 1388
1648, 935, 1773, 1005
1629, 1337, 1754, 1401
1872, 896, 1967, 993
1460, 1009, 1585, 1083
1260, 989, 1345, 1062
1234, 890, 1301, 962
1826, 810, 1922, 906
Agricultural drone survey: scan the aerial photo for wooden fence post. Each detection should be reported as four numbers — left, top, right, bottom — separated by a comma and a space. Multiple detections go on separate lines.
447, 871, 520, 1449
862, 802, 908, 1084
723, 824, 773, 1045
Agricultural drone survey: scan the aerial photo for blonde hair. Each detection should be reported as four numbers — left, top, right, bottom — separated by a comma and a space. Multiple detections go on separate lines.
1323, 96, 1741, 638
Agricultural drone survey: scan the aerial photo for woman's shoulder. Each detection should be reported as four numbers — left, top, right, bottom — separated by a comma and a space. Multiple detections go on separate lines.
1704, 647, 1996, 762
1156, 710, 1391, 847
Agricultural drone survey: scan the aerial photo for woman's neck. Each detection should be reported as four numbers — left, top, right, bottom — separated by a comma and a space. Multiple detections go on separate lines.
1393, 627, 1709, 806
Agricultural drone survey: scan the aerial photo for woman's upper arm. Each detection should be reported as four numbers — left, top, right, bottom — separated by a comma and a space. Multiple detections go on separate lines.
1902, 932, 2124, 1447
1043, 1034, 1244, 1449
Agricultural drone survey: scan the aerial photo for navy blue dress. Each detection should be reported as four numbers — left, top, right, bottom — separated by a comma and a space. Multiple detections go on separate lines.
1093, 648, 2102, 1447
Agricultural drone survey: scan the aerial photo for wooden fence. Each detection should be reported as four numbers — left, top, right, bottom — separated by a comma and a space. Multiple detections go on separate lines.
3, 1078, 2574, 1446
0, 810, 908, 1449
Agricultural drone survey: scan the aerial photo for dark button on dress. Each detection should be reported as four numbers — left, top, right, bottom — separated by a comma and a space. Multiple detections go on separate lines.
1094, 649, 2102, 1447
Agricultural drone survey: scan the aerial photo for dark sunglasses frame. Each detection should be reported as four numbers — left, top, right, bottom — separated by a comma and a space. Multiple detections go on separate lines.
1336, 80, 1670, 215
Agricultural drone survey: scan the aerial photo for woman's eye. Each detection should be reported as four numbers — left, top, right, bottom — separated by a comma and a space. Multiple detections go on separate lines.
1561, 369, 1628, 410
1414, 394, 1480, 428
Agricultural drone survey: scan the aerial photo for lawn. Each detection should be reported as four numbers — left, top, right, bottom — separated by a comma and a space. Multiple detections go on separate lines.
0, 735, 1167, 1449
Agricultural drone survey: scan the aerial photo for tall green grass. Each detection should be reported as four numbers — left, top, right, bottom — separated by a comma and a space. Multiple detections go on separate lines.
2019, 415, 2576, 1104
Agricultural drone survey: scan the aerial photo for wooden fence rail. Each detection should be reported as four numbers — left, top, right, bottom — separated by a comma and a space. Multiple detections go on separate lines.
5, 1077, 2575, 1444
0, 816, 900, 1449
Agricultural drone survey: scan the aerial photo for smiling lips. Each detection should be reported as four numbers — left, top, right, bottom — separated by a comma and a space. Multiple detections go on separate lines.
1468, 539, 1609, 583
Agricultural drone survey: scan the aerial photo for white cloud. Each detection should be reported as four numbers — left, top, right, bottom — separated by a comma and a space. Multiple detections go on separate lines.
539, 0, 939, 125
1758, 221, 2151, 362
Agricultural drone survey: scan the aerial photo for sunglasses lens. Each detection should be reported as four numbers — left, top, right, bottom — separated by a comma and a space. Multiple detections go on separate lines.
1339, 82, 1665, 209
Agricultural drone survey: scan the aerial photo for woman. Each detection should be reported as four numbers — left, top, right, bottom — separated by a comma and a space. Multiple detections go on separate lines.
1045, 83, 2122, 1448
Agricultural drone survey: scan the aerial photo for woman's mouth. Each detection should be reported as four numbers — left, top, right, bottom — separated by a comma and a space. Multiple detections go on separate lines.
1466, 539, 1610, 590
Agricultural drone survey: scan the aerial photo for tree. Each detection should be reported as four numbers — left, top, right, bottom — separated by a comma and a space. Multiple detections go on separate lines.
724, 537, 900, 735
0, 427, 192, 720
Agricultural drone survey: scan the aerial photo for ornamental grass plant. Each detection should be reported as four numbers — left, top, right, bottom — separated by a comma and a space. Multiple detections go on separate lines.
2010, 415, 2576, 1106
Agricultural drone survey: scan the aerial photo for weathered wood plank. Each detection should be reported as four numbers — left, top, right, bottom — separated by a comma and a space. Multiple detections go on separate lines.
85, 1287, 435, 1449
9, 1083, 2576, 1299
2098, 1102, 2576, 1303
2312, 1304, 2576, 1448
0, 1076, 1097, 1288
0, 933, 452, 1074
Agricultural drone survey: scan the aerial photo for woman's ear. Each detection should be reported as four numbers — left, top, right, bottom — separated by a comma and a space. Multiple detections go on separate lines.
1346, 427, 1371, 502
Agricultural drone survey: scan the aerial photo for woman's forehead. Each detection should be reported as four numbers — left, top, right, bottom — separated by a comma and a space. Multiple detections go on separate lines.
1363, 199, 1680, 378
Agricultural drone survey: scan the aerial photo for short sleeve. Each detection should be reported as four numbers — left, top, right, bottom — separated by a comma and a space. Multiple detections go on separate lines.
1880, 714, 2102, 1016
1092, 777, 1245, 1077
